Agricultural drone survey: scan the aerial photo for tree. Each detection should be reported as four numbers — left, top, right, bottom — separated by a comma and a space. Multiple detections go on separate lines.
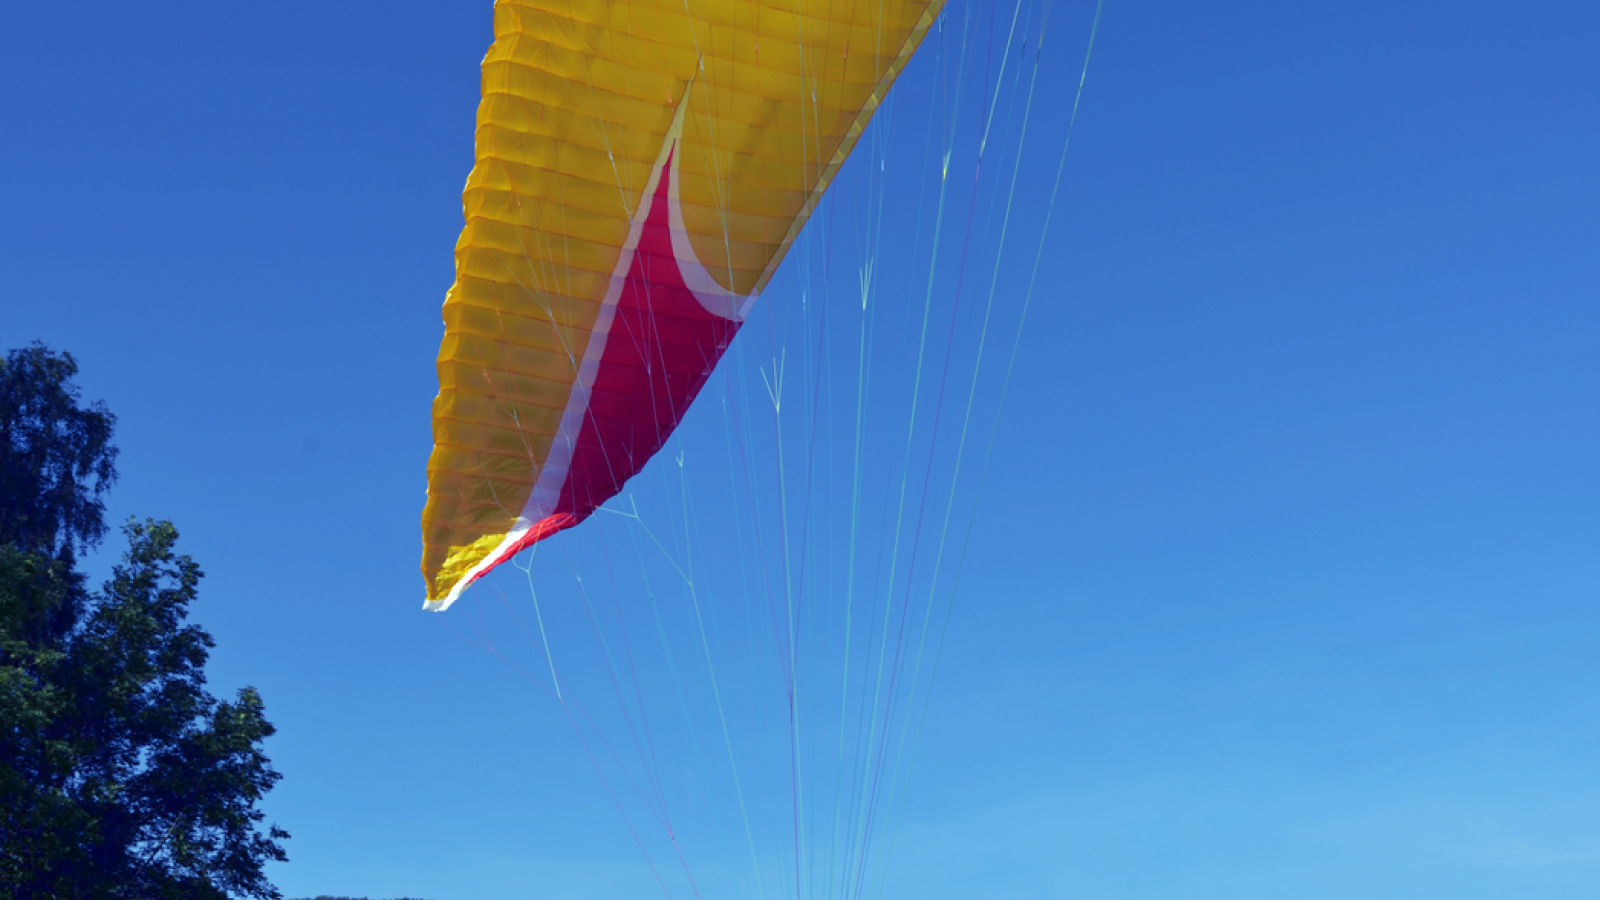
0, 343, 118, 561
0, 344, 289, 899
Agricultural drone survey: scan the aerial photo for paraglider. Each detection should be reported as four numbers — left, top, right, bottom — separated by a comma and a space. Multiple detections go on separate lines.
420, 0, 1101, 895
423, 0, 944, 609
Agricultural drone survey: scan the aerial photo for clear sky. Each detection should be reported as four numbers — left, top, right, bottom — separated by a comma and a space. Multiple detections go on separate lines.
5, 2, 1600, 899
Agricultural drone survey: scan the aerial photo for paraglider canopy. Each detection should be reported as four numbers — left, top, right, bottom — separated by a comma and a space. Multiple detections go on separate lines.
422, 0, 944, 609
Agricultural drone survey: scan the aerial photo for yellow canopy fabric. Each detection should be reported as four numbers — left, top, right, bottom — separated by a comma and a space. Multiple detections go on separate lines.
423, 0, 944, 609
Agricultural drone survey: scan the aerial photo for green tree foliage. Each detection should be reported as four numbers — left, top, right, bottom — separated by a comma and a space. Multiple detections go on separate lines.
0, 345, 289, 899
0, 343, 118, 561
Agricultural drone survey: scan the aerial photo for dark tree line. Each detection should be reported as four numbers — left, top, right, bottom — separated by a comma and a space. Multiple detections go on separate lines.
0, 344, 288, 899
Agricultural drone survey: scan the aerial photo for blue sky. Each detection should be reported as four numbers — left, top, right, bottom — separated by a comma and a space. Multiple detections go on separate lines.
5, 2, 1600, 899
